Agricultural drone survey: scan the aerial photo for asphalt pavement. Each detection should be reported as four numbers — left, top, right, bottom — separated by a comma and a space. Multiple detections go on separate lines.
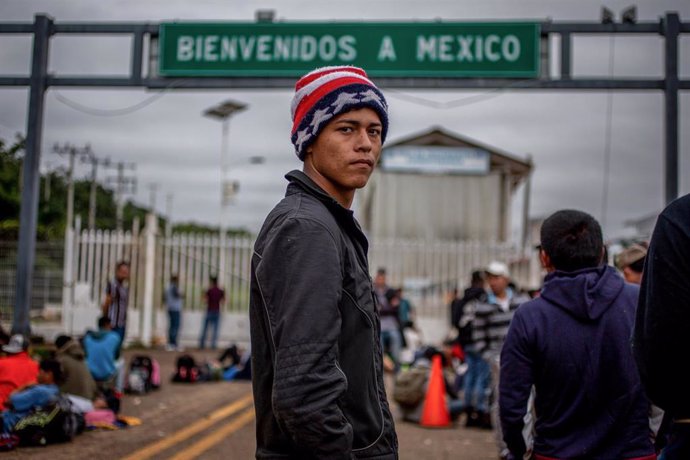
3, 348, 497, 460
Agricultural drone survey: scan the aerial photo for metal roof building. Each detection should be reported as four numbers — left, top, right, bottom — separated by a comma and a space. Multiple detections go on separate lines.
357, 127, 533, 242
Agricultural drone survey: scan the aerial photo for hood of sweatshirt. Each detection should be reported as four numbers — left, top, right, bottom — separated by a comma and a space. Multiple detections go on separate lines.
540, 265, 624, 321
59, 339, 86, 360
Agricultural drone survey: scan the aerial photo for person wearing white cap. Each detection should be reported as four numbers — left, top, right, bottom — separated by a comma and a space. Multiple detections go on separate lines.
0, 334, 39, 407
477, 261, 530, 458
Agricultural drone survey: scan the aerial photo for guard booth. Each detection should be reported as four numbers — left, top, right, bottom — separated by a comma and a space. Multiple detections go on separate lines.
358, 127, 533, 242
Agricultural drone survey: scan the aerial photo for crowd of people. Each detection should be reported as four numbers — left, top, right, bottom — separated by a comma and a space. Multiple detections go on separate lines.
386, 201, 689, 460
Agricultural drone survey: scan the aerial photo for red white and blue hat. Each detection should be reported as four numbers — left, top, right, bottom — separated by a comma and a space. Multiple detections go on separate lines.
290, 66, 389, 160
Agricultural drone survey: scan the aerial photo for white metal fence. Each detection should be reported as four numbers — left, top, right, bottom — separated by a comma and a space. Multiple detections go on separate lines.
369, 238, 535, 317
68, 222, 536, 320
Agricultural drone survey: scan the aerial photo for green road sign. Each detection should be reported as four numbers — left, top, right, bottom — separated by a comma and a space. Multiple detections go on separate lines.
159, 22, 540, 78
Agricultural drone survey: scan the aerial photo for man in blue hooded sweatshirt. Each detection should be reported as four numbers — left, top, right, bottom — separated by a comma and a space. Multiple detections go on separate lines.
499, 210, 654, 460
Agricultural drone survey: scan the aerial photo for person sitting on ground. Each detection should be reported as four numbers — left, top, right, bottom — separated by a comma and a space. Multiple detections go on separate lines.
55, 335, 99, 401
0, 334, 39, 408
218, 344, 252, 381
1, 358, 62, 434
394, 344, 463, 424
83, 317, 121, 391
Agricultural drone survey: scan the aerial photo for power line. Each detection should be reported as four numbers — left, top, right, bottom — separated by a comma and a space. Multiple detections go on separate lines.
52, 79, 184, 117
385, 79, 537, 110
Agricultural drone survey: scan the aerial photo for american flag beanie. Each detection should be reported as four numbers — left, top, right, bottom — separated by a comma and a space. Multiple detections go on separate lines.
290, 66, 389, 161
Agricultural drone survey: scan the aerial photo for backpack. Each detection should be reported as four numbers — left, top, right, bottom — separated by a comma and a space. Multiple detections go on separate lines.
172, 354, 199, 383
126, 355, 159, 394
0, 434, 19, 452
12, 395, 83, 446
392, 367, 428, 408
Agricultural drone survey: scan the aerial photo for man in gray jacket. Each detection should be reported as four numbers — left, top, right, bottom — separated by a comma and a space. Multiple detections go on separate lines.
249, 65, 398, 459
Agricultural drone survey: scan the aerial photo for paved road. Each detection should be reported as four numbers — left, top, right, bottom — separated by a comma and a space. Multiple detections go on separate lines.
4, 349, 497, 459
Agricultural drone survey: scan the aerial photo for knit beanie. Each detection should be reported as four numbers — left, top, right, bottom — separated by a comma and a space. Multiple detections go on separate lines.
290, 66, 389, 161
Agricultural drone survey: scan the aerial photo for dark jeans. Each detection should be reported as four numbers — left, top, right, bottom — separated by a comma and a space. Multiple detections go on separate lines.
168, 310, 181, 346
462, 345, 490, 413
660, 422, 690, 460
199, 311, 220, 349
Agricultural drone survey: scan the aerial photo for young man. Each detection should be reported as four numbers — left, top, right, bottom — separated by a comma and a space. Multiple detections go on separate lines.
55, 335, 99, 401
165, 274, 184, 351
199, 276, 224, 350
615, 243, 647, 285
473, 262, 530, 456
83, 316, 121, 390
101, 261, 130, 345
499, 210, 654, 460
374, 268, 402, 372
634, 193, 690, 459
2, 359, 62, 434
249, 66, 398, 459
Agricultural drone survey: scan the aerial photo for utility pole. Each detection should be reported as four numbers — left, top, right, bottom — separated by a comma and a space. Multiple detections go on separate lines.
106, 161, 136, 231
81, 153, 110, 230
203, 100, 248, 279
52, 143, 92, 231
165, 192, 173, 237
147, 182, 159, 213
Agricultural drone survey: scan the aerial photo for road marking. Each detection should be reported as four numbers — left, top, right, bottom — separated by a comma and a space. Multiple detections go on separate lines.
168, 407, 256, 460
121, 393, 253, 460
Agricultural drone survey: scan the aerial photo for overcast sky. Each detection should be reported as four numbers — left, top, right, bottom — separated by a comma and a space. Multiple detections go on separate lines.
0, 0, 688, 241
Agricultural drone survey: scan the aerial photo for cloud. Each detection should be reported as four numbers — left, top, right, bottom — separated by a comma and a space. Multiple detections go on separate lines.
1, 0, 688, 237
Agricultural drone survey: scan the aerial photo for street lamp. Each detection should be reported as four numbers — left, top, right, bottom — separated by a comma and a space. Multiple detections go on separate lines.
203, 100, 248, 280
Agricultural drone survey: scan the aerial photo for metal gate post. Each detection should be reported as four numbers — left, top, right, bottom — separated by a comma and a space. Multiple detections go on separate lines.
13, 14, 52, 335
663, 12, 680, 205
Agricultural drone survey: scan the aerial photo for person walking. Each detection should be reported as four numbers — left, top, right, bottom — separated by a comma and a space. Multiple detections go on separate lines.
199, 276, 224, 350
633, 193, 690, 459
101, 261, 130, 346
165, 274, 184, 351
249, 65, 398, 459
500, 209, 655, 460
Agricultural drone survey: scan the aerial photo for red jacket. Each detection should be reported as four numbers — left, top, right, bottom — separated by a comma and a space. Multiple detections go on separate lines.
0, 352, 39, 407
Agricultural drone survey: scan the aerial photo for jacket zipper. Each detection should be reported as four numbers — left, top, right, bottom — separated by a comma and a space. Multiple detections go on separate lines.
342, 289, 386, 452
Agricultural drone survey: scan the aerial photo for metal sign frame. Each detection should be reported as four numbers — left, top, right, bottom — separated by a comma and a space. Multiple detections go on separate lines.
0, 13, 688, 334
156, 21, 542, 78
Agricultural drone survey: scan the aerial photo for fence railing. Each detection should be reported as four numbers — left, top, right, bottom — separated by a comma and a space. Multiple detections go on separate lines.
0, 241, 64, 322
2, 222, 539, 337
69, 228, 534, 317
368, 238, 535, 317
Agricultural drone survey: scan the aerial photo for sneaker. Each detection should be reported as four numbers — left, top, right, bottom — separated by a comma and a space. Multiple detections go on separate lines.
164, 344, 175, 351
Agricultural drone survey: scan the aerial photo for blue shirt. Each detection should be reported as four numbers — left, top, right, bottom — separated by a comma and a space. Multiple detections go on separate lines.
83, 330, 121, 381
165, 284, 183, 312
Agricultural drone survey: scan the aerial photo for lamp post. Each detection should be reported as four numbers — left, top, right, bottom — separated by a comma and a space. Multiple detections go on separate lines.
203, 100, 248, 281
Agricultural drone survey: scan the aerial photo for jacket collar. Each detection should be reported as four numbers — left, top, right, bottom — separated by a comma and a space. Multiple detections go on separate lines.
285, 170, 354, 218
285, 170, 368, 250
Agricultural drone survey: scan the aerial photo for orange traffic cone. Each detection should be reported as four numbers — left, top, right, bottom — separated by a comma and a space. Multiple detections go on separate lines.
420, 354, 451, 428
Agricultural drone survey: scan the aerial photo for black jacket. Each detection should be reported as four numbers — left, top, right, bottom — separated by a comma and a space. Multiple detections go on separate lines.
249, 170, 398, 459
634, 193, 690, 418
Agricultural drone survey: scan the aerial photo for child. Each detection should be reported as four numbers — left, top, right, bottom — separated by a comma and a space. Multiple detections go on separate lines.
1, 359, 62, 434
